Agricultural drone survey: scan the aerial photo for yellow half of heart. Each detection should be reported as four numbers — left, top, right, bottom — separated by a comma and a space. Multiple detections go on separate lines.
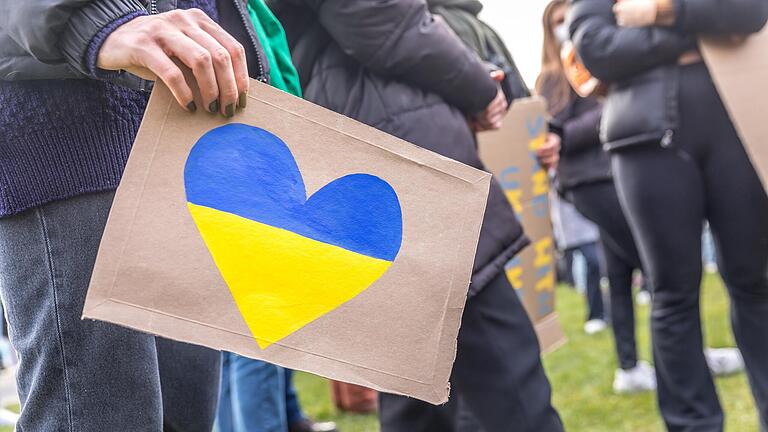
188, 203, 392, 349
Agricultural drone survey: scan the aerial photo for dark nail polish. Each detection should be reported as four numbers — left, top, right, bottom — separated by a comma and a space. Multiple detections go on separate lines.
238, 92, 247, 109
187, 101, 197, 112
209, 100, 219, 113
225, 103, 235, 118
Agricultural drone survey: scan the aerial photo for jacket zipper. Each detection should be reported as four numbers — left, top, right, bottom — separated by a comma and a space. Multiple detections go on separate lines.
230, 0, 268, 83
145, 1, 266, 83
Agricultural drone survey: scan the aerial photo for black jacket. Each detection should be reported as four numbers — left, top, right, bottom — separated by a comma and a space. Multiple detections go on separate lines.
0, 0, 270, 86
426, 0, 530, 102
568, 0, 768, 150
553, 96, 611, 191
269, 0, 529, 294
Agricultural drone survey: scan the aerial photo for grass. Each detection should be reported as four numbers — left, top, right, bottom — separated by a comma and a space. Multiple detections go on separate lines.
293, 273, 758, 432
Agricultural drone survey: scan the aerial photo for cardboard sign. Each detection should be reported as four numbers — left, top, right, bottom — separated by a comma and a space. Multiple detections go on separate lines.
701, 27, 768, 191
477, 97, 565, 353
82, 79, 492, 404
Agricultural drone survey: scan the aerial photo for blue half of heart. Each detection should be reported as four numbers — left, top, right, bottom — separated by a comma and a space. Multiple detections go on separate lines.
184, 123, 403, 261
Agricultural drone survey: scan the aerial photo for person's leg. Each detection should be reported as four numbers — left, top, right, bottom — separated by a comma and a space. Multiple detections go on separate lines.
284, 369, 305, 426
697, 67, 768, 427
156, 337, 220, 432
379, 391, 456, 432
613, 144, 720, 431
216, 353, 236, 432
600, 240, 638, 370
450, 272, 563, 432
229, 355, 287, 432
0, 191, 164, 431
579, 242, 605, 322
569, 182, 644, 375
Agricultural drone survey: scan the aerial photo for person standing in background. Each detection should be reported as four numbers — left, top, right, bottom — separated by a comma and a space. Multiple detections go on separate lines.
537, 0, 655, 394
268, 0, 564, 430
570, 0, 768, 429
550, 191, 608, 336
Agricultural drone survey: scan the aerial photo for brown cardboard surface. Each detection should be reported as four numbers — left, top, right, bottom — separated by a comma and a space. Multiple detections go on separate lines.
82, 79, 492, 404
701, 27, 768, 191
478, 97, 565, 351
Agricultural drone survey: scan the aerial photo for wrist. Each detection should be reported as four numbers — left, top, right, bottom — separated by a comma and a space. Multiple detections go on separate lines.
655, 0, 676, 26
88, 10, 147, 78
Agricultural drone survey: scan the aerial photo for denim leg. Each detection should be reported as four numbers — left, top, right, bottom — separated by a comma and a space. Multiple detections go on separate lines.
284, 369, 305, 425
157, 337, 221, 432
217, 353, 236, 432
223, 354, 287, 432
579, 243, 605, 321
0, 192, 163, 431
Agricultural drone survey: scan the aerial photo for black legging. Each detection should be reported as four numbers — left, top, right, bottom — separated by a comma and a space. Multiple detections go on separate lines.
613, 62, 768, 431
568, 181, 641, 370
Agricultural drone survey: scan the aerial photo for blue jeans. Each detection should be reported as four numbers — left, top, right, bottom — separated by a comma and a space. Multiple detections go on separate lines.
217, 354, 306, 431
0, 191, 220, 431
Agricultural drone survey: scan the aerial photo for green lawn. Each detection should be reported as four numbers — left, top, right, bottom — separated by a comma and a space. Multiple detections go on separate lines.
294, 273, 759, 431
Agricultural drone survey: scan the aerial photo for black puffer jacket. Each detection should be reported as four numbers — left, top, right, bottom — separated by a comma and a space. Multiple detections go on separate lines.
268, 0, 529, 294
0, 0, 270, 86
569, 0, 768, 151
553, 96, 611, 191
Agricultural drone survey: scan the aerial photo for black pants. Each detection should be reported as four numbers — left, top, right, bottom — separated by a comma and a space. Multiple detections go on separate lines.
379, 272, 563, 432
569, 181, 641, 370
613, 63, 768, 431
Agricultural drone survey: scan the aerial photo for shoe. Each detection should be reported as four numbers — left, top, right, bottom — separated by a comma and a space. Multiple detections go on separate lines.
635, 290, 651, 306
705, 348, 744, 376
584, 319, 607, 335
613, 361, 657, 394
289, 419, 338, 432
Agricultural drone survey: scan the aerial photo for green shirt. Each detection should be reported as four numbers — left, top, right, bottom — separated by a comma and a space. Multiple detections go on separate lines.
246, 0, 302, 98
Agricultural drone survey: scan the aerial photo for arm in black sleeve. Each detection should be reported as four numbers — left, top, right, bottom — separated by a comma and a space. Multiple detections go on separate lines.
307, 0, 498, 114
673, 0, 768, 35
2, 0, 146, 75
560, 102, 602, 156
569, 0, 695, 82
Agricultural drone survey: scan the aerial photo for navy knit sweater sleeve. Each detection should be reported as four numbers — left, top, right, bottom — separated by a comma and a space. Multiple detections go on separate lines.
0, 1, 219, 217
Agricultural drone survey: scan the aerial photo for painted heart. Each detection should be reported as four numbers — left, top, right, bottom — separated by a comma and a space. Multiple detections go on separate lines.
184, 124, 403, 349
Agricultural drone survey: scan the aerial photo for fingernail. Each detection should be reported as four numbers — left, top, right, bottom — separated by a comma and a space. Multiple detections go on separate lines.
225, 103, 235, 118
187, 101, 197, 112
209, 100, 219, 113
238, 92, 247, 109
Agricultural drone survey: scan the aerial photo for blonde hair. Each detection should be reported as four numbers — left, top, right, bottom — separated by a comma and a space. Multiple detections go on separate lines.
535, 0, 572, 115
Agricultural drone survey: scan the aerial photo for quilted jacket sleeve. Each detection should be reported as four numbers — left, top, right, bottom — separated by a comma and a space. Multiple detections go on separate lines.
299, 0, 498, 114
569, 0, 695, 82
0, 0, 146, 74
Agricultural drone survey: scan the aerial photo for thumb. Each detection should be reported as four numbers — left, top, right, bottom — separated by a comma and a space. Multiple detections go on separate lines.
490, 70, 505, 82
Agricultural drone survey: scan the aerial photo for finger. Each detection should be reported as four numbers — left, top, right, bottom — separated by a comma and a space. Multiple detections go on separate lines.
139, 44, 195, 111
183, 28, 239, 114
155, 32, 219, 113
490, 70, 505, 82
199, 19, 250, 107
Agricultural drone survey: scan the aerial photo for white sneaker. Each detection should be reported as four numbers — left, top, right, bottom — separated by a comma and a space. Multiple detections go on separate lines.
705, 348, 744, 376
584, 319, 608, 335
636, 290, 651, 306
613, 361, 657, 394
